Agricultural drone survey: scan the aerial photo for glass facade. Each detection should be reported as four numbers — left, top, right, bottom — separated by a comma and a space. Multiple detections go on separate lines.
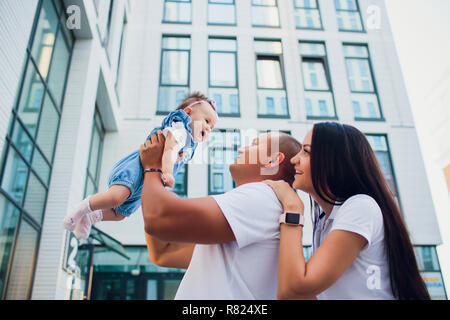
294, 0, 323, 30
157, 36, 191, 113
254, 40, 289, 118
208, 130, 240, 195
163, 0, 192, 24
344, 44, 383, 120
208, 0, 236, 25
299, 42, 336, 119
252, 0, 280, 27
366, 135, 399, 203
208, 38, 240, 116
0, 0, 73, 299
335, 0, 364, 32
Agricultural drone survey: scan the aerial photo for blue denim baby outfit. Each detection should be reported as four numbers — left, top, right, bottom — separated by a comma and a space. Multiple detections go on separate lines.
107, 110, 197, 217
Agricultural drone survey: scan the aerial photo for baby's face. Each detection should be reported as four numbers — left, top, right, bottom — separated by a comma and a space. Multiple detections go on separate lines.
185, 101, 218, 142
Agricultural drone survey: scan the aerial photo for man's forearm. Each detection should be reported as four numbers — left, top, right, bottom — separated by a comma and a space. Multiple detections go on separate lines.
141, 172, 174, 234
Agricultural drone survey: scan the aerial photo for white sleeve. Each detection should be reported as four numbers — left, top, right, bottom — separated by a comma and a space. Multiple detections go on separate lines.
162, 122, 188, 149
329, 195, 383, 249
212, 183, 282, 249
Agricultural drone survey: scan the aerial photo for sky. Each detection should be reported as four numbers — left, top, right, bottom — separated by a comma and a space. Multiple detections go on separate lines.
384, 0, 450, 293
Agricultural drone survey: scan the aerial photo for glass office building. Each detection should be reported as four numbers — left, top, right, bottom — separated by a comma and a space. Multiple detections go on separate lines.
0, 0, 446, 299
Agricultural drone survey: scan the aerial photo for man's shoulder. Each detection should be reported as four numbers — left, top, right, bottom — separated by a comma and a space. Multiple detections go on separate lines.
216, 182, 279, 204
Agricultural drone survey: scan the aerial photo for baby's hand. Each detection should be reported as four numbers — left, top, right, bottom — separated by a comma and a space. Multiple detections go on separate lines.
162, 173, 175, 188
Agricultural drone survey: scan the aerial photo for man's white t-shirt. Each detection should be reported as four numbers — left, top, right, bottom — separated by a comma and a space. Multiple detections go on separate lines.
174, 182, 282, 300
314, 194, 396, 300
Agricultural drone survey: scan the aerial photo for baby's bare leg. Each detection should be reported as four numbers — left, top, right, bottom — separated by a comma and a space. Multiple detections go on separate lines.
102, 208, 126, 221
89, 185, 131, 211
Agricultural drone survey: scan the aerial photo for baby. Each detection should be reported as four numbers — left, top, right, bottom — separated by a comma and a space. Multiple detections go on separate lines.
62, 92, 218, 239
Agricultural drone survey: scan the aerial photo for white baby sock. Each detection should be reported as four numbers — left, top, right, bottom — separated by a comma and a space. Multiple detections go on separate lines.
62, 196, 94, 232
73, 209, 103, 240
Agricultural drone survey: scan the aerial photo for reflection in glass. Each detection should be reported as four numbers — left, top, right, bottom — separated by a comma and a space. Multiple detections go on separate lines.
163, 0, 191, 23
256, 59, 283, 89
0, 195, 21, 296
209, 52, 236, 87
208, 1, 236, 25
161, 51, 189, 86
36, 94, 59, 162
17, 64, 45, 136
252, 1, 280, 27
47, 26, 70, 106
24, 172, 47, 223
1, 148, 29, 204
5, 220, 39, 299
31, 0, 58, 79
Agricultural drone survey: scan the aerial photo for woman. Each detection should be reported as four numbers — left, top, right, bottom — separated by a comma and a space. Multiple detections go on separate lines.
265, 122, 430, 300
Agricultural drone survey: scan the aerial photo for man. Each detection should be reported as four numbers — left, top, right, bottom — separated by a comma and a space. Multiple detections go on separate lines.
139, 130, 302, 299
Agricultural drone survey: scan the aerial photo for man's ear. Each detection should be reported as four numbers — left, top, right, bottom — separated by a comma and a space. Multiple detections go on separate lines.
264, 152, 285, 168
184, 106, 192, 115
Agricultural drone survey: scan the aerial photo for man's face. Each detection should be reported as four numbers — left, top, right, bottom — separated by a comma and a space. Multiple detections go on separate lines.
234, 133, 272, 166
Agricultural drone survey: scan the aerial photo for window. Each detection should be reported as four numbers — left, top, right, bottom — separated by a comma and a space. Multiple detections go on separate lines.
366, 135, 399, 205
208, 0, 236, 25
0, 0, 73, 299
168, 165, 188, 197
163, 0, 192, 24
335, 0, 364, 32
84, 109, 105, 198
157, 36, 191, 114
299, 42, 337, 119
294, 0, 323, 29
254, 40, 289, 118
344, 44, 383, 120
208, 130, 240, 194
252, 0, 280, 27
208, 38, 239, 116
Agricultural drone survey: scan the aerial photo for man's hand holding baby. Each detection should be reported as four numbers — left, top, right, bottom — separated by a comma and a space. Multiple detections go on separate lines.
140, 130, 165, 170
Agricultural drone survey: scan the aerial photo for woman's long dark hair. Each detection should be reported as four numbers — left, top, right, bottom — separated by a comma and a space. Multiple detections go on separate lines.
310, 122, 430, 300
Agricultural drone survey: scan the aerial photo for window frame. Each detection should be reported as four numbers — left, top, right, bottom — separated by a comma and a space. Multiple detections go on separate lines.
207, 0, 237, 26
162, 0, 192, 25
208, 129, 240, 195
156, 35, 191, 115
334, 0, 365, 33
299, 41, 338, 120
344, 43, 385, 121
251, 0, 281, 28
254, 39, 290, 119
293, 0, 324, 30
208, 37, 240, 117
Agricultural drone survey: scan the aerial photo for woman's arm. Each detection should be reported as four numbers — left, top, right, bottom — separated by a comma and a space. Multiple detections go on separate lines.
264, 180, 367, 299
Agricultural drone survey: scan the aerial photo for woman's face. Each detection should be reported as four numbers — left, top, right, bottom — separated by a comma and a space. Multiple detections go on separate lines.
291, 129, 314, 193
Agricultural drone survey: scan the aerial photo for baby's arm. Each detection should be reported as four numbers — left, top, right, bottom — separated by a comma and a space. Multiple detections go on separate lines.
161, 131, 181, 188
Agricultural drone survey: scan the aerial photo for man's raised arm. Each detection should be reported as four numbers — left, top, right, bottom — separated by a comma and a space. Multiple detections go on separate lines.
139, 132, 235, 245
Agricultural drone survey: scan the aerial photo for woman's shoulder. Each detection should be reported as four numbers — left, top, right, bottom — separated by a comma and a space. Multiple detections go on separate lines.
338, 194, 382, 220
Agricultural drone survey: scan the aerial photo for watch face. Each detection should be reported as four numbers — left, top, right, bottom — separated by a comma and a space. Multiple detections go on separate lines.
285, 213, 300, 224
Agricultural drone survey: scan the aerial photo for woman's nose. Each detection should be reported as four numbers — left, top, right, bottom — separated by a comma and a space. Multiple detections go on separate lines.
291, 153, 300, 164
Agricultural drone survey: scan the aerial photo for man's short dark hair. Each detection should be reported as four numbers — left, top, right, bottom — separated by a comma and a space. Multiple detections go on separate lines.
271, 132, 302, 186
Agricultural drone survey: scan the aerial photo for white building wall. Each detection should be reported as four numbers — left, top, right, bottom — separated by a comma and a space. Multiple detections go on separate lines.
0, 0, 39, 154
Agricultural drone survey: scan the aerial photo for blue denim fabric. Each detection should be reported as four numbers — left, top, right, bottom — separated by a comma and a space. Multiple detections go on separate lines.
107, 110, 197, 216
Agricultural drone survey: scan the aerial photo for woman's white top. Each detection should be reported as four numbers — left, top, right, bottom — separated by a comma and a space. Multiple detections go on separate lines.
313, 194, 396, 300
